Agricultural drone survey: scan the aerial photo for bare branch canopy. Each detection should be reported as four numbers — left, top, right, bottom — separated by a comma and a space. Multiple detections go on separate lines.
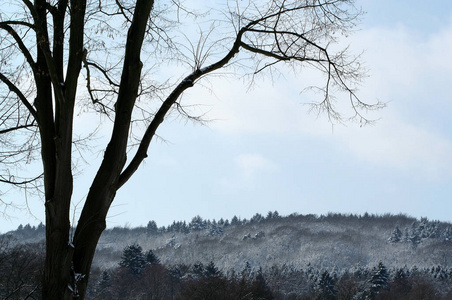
0, 0, 382, 299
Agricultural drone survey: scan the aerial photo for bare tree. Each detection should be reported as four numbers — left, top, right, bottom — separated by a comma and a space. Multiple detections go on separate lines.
0, 0, 382, 299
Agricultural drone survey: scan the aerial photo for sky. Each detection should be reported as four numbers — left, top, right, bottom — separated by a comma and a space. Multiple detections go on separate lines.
1, 0, 452, 232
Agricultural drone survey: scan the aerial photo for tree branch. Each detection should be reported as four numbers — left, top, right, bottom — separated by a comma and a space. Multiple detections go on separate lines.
117, 28, 245, 188
0, 123, 36, 134
0, 173, 43, 186
0, 24, 37, 73
22, 0, 65, 105
0, 72, 37, 119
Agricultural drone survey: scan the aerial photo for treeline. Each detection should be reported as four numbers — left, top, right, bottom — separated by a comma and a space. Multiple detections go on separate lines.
388, 217, 452, 247
10, 212, 452, 246
2, 237, 452, 299
115, 212, 452, 243
144, 211, 284, 236
86, 243, 452, 299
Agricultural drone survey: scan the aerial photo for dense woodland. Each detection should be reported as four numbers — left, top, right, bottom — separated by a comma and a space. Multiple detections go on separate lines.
2, 212, 452, 299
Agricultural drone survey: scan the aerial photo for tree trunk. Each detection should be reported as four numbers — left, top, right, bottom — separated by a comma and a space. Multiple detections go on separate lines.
39, 0, 154, 298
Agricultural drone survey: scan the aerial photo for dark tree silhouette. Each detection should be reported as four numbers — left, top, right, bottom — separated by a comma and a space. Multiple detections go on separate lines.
119, 243, 147, 275
145, 249, 160, 265
0, 0, 382, 298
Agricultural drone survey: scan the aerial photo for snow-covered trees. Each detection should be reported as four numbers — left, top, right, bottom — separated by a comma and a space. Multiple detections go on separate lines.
369, 262, 390, 296
189, 215, 207, 231
388, 218, 452, 247
119, 243, 162, 276
92, 271, 113, 300
388, 225, 403, 243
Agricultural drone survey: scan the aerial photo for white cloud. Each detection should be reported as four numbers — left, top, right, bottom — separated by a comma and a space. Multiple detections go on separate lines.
337, 21, 452, 180
186, 71, 336, 136
426, 21, 452, 72
235, 153, 278, 179
181, 15, 452, 182
217, 153, 278, 191
333, 112, 452, 181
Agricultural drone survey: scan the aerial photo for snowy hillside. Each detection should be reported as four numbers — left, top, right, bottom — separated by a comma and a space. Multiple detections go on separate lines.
3, 212, 452, 299
90, 213, 452, 271
4, 212, 452, 272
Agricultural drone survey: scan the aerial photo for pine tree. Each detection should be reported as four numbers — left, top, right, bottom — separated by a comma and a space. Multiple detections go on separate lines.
37, 222, 45, 230
192, 262, 205, 278
409, 226, 422, 248
146, 220, 158, 235
145, 250, 160, 265
119, 243, 147, 275
388, 225, 402, 243
266, 211, 273, 219
204, 261, 221, 278
95, 271, 112, 299
250, 268, 273, 299
370, 262, 390, 295
189, 215, 207, 231
251, 213, 264, 223
231, 216, 240, 226
317, 270, 337, 300
207, 223, 224, 236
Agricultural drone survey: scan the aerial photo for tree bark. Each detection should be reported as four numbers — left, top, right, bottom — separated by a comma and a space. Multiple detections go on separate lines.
34, 0, 86, 298
69, 0, 154, 298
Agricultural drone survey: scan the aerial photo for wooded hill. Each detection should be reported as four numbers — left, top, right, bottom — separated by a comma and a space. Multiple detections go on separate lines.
6, 212, 452, 272
3, 212, 452, 299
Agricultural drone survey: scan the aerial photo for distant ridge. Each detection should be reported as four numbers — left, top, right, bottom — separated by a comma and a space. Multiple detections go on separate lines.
5, 212, 452, 271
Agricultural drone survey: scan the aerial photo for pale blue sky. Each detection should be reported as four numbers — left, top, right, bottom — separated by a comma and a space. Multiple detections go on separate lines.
1, 0, 451, 232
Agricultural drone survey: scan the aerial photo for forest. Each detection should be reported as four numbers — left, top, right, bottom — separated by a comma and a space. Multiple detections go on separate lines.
1, 212, 452, 299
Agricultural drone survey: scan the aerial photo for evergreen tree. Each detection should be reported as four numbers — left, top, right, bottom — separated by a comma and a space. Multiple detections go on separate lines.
145, 249, 160, 265
231, 216, 240, 226
189, 215, 206, 231
266, 211, 274, 219
388, 226, 402, 243
409, 225, 422, 248
119, 243, 147, 275
181, 221, 190, 234
370, 262, 390, 295
251, 213, 264, 223
250, 268, 273, 299
316, 270, 337, 300
204, 261, 221, 278
146, 220, 158, 235
393, 267, 409, 280
37, 222, 45, 231
207, 223, 224, 236
403, 227, 410, 242
95, 271, 112, 299
192, 262, 205, 278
